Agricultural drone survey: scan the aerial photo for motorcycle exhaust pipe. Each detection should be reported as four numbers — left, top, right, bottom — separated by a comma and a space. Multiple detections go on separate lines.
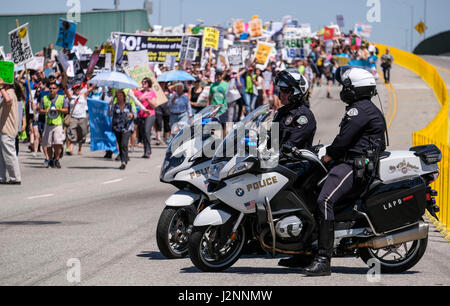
357, 222, 429, 250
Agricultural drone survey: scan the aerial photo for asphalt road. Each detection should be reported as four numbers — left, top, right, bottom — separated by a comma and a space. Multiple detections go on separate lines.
0, 62, 449, 287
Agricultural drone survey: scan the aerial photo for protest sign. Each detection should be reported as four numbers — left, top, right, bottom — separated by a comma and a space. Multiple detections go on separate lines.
255, 42, 274, 70
354, 23, 372, 38
56, 19, 77, 50
233, 20, 245, 35
8, 23, 34, 66
203, 28, 220, 50
248, 19, 263, 37
126, 65, 168, 107
0, 47, 5, 61
334, 56, 350, 67
26, 56, 44, 71
0, 61, 15, 84
117, 33, 203, 63
74, 33, 88, 46
87, 98, 118, 154
337, 15, 345, 28
127, 50, 149, 69
164, 54, 176, 69
284, 35, 305, 61
179, 36, 200, 62
323, 27, 335, 41
227, 46, 244, 69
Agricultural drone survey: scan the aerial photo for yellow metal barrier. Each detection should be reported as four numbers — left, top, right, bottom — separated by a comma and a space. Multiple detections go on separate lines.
376, 44, 450, 241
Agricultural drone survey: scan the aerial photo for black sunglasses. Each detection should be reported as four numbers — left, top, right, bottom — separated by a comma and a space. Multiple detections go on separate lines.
279, 87, 292, 94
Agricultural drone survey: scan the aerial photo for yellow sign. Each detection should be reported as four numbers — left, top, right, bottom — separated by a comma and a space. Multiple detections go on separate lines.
255, 42, 273, 68
415, 21, 427, 35
203, 27, 220, 50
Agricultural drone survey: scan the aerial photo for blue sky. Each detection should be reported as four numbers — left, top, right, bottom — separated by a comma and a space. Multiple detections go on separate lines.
2, 0, 449, 51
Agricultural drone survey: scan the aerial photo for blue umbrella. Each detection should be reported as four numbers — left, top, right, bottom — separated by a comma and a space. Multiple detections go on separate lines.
88, 71, 139, 89
157, 70, 196, 82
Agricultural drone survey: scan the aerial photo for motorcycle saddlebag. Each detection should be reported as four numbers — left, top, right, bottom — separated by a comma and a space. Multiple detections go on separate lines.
363, 176, 427, 233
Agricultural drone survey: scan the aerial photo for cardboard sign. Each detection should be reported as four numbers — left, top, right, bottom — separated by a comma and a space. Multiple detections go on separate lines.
56, 19, 77, 50
8, 23, 34, 66
248, 19, 263, 37
26, 56, 45, 71
255, 42, 274, 69
126, 65, 168, 107
0, 61, 15, 84
127, 50, 149, 69
203, 28, 220, 50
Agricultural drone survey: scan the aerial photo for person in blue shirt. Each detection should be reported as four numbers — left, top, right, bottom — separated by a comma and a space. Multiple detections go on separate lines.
169, 83, 192, 135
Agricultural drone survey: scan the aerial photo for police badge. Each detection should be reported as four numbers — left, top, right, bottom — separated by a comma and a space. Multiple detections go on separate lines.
285, 116, 294, 125
297, 116, 308, 125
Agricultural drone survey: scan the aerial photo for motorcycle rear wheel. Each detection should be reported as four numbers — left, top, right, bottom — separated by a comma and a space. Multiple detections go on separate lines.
188, 224, 246, 272
359, 237, 428, 274
156, 206, 196, 259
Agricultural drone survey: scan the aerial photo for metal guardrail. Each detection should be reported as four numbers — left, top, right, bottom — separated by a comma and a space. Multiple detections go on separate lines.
376, 44, 450, 241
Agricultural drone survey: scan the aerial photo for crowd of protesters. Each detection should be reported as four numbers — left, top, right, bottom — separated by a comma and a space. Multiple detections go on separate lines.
0, 25, 383, 183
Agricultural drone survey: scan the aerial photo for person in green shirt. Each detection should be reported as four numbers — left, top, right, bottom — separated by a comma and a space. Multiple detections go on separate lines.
208, 70, 229, 129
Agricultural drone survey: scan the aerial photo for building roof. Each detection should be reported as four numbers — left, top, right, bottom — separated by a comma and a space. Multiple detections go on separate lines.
0, 9, 151, 54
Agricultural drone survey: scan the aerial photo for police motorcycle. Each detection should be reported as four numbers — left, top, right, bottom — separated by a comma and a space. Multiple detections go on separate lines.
187, 104, 442, 273
157, 105, 222, 259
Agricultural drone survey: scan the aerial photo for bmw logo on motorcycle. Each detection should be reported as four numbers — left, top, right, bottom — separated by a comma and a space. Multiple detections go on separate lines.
235, 188, 245, 197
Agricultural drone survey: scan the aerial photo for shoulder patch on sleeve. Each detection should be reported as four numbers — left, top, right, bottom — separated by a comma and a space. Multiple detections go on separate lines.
347, 108, 359, 117
297, 115, 309, 126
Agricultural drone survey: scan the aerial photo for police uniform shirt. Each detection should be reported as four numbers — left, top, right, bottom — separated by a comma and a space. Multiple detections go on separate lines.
274, 104, 317, 150
326, 99, 387, 160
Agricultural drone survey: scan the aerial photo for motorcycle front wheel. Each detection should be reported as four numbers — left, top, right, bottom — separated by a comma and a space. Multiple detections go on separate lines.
188, 224, 246, 272
156, 206, 196, 259
359, 236, 428, 274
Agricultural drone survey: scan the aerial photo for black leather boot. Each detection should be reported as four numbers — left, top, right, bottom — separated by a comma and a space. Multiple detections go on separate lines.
278, 253, 315, 268
301, 220, 335, 276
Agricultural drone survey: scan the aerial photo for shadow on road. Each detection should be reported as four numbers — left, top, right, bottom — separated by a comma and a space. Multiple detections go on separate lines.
180, 265, 420, 275
137, 251, 171, 260
180, 266, 297, 275
67, 166, 119, 170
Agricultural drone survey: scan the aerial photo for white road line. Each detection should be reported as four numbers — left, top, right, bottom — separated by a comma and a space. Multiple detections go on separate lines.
27, 194, 55, 200
102, 178, 124, 185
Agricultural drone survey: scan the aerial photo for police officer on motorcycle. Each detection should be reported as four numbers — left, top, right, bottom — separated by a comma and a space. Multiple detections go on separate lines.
273, 68, 316, 150
300, 66, 387, 276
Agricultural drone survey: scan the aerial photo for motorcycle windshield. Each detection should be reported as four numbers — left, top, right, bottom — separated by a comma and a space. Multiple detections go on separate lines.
166, 105, 221, 154
212, 104, 272, 164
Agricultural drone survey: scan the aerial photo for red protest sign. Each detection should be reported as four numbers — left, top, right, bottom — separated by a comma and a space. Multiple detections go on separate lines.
323, 27, 335, 41
74, 33, 88, 46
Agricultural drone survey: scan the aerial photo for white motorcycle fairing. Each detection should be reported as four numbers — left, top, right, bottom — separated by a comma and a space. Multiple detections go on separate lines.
165, 190, 201, 207
214, 172, 289, 214
193, 205, 232, 227
174, 160, 217, 201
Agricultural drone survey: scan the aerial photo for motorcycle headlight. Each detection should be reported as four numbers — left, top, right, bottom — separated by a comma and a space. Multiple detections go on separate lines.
160, 155, 185, 180
209, 161, 227, 181
228, 161, 254, 177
